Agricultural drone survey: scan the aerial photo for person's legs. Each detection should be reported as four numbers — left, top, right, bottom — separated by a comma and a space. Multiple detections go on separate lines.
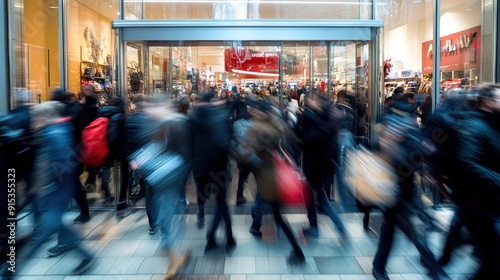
271, 202, 304, 258
194, 175, 209, 227
116, 160, 130, 213
463, 207, 500, 280
302, 182, 319, 237
145, 182, 157, 233
236, 164, 251, 205
394, 206, 447, 279
317, 187, 347, 234
439, 207, 466, 265
100, 166, 112, 199
373, 209, 397, 276
249, 193, 265, 237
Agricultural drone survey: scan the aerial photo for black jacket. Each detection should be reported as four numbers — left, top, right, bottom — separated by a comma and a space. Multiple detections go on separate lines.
190, 103, 232, 177
97, 105, 125, 165
124, 111, 154, 159
454, 110, 500, 215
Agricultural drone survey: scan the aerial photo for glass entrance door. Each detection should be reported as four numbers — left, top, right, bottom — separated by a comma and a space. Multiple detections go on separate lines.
77, 39, 372, 210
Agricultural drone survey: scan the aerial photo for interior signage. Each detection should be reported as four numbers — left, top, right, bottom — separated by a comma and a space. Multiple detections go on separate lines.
421, 26, 481, 73
225, 47, 280, 77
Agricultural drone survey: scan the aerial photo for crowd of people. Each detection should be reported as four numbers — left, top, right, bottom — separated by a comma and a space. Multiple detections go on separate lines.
0, 82, 499, 280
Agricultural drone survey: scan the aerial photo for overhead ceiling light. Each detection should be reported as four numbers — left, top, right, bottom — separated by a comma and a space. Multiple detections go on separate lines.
123, 0, 387, 5
49, 6, 59, 9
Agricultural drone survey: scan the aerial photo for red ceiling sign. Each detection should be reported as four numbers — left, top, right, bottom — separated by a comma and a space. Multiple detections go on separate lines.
422, 26, 481, 73
225, 47, 279, 77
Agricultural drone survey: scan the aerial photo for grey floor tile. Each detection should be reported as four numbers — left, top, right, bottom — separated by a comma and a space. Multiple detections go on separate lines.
133, 239, 162, 257
337, 275, 373, 280
107, 257, 144, 274
224, 257, 256, 274
227, 238, 269, 257
354, 256, 374, 274
122, 223, 153, 240
303, 275, 341, 280
82, 257, 118, 275
193, 257, 225, 274
386, 256, 419, 274
79, 239, 111, 257
16, 276, 67, 280
301, 239, 342, 257
230, 275, 247, 280
97, 239, 142, 257
85, 225, 112, 240
247, 275, 281, 280
280, 275, 305, 280
397, 274, 427, 280
16, 257, 60, 275
314, 256, 363, 274
177, 255, 197, 275
267, 239, 294, 257
136, 257, 168, 274
290, 257, 320, 274
351, 238, 379, 256
46, 256, 88, 275
255, 257, 293, 274
101, 224, 133, 240
181, 239, 212, 257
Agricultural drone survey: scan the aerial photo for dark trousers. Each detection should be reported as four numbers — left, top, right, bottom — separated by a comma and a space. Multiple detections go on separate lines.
271, 202, 303, 255
116, 160, 130, 211
237, 164, 251, 197
250, 194, 303, 255
145, 181, 157, 229
74, 164, 90, 218
373, 201, 446, 278
194, 173, 233, 239
462, 205, 500, 280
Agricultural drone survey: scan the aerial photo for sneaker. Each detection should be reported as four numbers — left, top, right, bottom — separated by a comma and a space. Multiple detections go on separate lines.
73, 215, 90, 224
149, 227, 157, 235
226, 236, 237, 251
249, 225, 263, 238
303, 226, 319, 238
71, 257, 93, 275
46, 244, 73, 257
372, 267, 390, 280
236, 196, 247, 206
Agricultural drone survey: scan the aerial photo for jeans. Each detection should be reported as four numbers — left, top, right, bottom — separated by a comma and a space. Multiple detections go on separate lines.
251, 193, 266, 227
155, 182, 183, 247
26, 195, 92, 259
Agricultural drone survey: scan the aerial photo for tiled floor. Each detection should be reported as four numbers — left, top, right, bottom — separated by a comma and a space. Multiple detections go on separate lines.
8, 207, 479, 280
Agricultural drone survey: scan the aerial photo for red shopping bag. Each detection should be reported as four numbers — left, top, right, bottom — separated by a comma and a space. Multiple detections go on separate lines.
273, 152, 307, 205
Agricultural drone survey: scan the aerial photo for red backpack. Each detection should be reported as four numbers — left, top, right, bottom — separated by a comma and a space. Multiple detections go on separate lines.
81, 117, 109, 167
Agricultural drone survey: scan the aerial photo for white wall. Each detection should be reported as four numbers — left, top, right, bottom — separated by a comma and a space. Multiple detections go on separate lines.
383, 0, 482, 72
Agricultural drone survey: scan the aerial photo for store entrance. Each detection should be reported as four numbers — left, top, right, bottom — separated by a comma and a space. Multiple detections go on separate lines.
78, 20, 382, 210
128, 41, 370, 117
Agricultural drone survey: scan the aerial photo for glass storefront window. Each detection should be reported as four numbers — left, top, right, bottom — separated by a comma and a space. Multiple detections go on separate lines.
123, 0, 373, 20
10, 0, 61, 107
67, 0, 119, 101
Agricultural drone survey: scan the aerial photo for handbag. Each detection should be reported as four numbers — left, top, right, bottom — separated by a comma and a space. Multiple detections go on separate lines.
144, 152, 188, 192
345, 145, 399, 209
273, 143, 307, 205
128, 141, 165, 178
